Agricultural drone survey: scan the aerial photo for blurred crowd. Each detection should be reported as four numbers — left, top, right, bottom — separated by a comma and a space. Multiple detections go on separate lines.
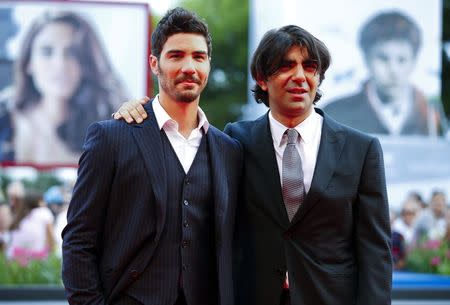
390, 189, 449, 270
0, 180, 73, 262
0, 176, 448, 272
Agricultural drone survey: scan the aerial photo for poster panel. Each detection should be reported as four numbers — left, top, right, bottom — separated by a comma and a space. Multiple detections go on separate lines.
0, 0, 149, 166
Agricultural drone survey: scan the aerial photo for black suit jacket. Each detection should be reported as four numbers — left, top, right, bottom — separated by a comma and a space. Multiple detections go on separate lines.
323, 84, 434, 135
62, 102, 243, 305
224, 108, 392, 305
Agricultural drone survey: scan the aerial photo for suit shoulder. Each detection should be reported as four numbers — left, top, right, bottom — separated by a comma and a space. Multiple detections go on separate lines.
84, 119, 135, 149
209, 125, 242, 149
224, 115, 265, 138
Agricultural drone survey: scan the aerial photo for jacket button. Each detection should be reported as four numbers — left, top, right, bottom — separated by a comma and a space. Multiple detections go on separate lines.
130, 269, 139, 279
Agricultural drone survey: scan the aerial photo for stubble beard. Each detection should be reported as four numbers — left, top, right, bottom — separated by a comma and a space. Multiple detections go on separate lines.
158, 64, 203, 103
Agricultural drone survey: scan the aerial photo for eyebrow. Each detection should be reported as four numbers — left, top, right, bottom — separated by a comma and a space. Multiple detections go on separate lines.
166, 49, 208, 55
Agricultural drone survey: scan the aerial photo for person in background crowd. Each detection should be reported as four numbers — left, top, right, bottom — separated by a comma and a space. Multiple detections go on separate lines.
5, 188, 55, 261
392, 196, 422, 245
407, 191, 427, 209
323, 11, 444, 136
390, 210, 406, 270
46, 184, 71, 258
414, 190, 448, 242
6, 180, 25, 211
43, 185, 65, 217
0, 199, 11, 252
0, 11, 127, 163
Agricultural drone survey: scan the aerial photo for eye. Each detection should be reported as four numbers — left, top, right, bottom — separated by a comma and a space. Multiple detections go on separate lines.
374, 53, 389, 63
278, 61, 295, 71
39, 46, 53, 57
168, 52, 183, 59
303, 60, 318, 73
65, 46, 78, 59
193, 53, 207, 61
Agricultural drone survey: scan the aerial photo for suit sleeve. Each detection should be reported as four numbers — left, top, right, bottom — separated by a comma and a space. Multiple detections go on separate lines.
223, 123, 233, 137
355, 138, 392, 305
62, 122, 115, 305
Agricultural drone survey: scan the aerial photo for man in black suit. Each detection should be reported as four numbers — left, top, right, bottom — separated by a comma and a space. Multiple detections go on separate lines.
115, 25, 392, 305
62, 7, 242, 305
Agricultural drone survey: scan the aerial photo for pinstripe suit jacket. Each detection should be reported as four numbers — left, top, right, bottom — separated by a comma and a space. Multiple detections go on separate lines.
62, 102, 243, 305
224, 108, 392, 305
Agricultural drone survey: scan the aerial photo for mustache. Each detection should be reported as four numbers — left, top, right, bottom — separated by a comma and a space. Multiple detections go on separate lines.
175, 76, 201, 85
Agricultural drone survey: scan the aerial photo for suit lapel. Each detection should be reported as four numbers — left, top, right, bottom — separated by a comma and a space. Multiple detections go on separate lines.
291, 109, 347, 225
207, 128, 229, 238
130, 102, 167, 241
253, 114, 290, 227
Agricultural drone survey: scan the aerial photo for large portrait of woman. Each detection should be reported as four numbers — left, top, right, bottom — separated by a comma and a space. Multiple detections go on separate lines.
0, 1, 149, 165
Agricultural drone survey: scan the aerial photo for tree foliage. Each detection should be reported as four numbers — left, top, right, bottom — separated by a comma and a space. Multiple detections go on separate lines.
173, 0, 249, 129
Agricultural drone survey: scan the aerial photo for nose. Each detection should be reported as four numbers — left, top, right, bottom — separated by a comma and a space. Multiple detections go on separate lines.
51, 51, 69, 70
291, 65, 306, 83
181, 57, 196, 75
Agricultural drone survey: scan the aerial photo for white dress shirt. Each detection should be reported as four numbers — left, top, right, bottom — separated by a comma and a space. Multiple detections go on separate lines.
152, 95, 209, 173
269, 110, 323, 194
269, 109, 323, 287
367, 82, 413, 135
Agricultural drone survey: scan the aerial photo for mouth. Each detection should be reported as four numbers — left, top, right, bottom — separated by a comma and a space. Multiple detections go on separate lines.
176, 77, 201, 85
286, 87, 308, 94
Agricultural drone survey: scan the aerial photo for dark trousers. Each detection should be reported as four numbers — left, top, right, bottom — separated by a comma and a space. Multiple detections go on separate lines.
280, 288, 290, 305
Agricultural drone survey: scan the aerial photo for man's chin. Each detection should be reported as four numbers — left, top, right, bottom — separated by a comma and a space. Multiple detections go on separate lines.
176, 92, 199, 103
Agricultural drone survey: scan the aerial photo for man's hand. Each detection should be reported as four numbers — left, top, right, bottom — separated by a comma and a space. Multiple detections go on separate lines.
112, 96, 150, 123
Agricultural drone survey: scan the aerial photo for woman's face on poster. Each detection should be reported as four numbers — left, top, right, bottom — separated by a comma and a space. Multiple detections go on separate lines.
27, 21, 82, 102
365, 39, 416, 99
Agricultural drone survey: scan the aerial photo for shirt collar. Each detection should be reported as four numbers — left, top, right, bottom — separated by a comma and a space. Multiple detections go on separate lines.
268, 109, 321, 147
152, 95, 210, 133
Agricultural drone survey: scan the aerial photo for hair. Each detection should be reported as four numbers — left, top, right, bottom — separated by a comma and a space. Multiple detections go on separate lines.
14, 11, 127, 152
359, 11, 422, 57
151, 7, 212, 59
250, 25, 331, 107
9, 189, 43, 231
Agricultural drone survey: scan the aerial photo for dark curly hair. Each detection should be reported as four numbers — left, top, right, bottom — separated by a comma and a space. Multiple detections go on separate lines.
250, 25, 331, 107
151, 7, 212, 59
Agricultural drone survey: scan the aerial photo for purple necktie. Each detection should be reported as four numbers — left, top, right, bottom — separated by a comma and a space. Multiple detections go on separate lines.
282, 129, 305, 221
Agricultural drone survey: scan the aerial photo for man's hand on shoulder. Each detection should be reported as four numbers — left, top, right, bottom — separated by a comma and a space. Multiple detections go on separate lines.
112, 96, 150, 123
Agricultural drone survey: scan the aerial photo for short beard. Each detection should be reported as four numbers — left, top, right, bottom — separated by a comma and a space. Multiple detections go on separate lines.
175, 92, 198, 103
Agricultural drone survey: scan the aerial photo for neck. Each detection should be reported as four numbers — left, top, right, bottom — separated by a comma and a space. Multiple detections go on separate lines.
37, 97, 67, 125
272, 108, 313, 128
374, 84, 410, 105
159, 92, 200, 138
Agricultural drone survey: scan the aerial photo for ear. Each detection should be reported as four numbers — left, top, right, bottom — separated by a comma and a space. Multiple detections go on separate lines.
149, 55, 159, 75
257, 78, 268, 91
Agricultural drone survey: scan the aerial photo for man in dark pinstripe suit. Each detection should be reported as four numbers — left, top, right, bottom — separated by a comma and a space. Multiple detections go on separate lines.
115, 24, 392, 305
62, 7, 243, 305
